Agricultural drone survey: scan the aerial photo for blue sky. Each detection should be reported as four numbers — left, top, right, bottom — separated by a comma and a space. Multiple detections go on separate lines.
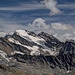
0, 0, 75, 24
0, 0, 75, 41
0, 0, 75, 23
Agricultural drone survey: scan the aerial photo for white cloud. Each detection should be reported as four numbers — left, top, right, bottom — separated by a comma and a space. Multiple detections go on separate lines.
74, 31, 75, 34
51, 23, 72, 30
28, 18, 75, 42
29, 18, 52, 33
41, 0, 61, 15
29, 18, 49, 29
57, 4, 75, 9
0, 17, 75, 42
0, 3, 44, 11
0, 1, 75, 15
60, 33, 75, 41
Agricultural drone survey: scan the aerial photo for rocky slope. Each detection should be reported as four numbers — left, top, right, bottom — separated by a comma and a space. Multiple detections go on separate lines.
0, 29, 75, 75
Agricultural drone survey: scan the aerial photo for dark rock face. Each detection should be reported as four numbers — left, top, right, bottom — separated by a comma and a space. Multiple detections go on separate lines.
0, 30, 75, 75
38, 32, 63, 49
12, 52, 75, 70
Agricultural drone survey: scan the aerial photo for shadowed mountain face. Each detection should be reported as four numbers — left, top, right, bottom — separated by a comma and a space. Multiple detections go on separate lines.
0, 30, 75, 75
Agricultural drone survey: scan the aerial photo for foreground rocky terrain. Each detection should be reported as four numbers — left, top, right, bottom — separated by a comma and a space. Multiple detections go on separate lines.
0, 29, 75, 75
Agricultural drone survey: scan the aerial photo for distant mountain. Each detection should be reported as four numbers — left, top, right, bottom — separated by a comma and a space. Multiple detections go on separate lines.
0, 29, 75, 75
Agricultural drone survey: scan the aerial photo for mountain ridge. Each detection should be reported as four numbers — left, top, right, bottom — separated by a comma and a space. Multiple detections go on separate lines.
0, 29, 75, 75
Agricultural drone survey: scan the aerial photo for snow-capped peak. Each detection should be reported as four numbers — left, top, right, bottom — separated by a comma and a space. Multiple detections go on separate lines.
6, 29, 60, 56
15, 29, 45, 45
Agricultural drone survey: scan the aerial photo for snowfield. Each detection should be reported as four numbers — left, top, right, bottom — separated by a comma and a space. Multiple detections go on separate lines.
15, 30, 45, 45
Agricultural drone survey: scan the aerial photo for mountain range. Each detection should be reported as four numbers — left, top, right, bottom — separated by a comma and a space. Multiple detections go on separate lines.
0, 29, 75, 75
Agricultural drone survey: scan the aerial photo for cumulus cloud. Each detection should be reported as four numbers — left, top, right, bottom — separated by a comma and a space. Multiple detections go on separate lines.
29, 18, 49, 29
58, 33, 73, 41
62, 33, 72, 39
28, 18, 75, 41
41, 0, 61, 15
51, 23, 73, 30
0, 17, 75, 42
29, 18, 52, 33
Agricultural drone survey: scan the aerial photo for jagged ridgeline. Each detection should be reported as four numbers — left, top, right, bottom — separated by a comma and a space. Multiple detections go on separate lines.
0, 30, 75, 75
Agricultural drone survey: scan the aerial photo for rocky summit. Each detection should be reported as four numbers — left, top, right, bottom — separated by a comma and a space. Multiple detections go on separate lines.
0, 29, 75, 75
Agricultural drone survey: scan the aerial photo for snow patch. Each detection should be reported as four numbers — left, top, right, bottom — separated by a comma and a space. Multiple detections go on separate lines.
8, 37, 40, 56
11, 51, 24, 55
30, 46, 40, 56
8, 37, 59, 56
66, 70, 71, 73
43, 47, 59, 56
15, 29, 45, 45
8, 38, 20, 44
0, 50, 10, 62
